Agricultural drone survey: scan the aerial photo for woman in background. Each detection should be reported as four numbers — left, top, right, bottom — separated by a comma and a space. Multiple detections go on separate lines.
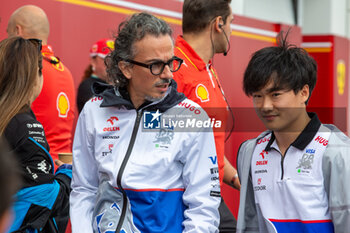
0, 37, 71, 233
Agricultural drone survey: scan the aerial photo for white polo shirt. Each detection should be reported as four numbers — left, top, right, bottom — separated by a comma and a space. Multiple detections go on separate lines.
251, 114, 334, 232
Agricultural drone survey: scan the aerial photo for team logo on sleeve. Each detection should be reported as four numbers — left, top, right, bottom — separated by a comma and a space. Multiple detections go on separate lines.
51, 56, 64, 71
37, 160, 52, 174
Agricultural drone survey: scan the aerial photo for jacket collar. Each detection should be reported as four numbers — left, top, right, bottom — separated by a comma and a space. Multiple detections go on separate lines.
41, 44, 54, 56
92, 79, 186, 112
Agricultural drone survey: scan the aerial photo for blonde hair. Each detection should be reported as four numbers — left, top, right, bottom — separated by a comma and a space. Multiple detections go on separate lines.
0, 37, 42, 135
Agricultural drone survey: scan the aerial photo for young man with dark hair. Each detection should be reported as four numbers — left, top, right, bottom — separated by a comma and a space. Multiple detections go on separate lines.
173, 0, 239, 231
236, 32, 350, 233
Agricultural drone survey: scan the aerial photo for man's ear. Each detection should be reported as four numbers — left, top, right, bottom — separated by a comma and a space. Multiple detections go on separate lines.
118, 61, 132, 80
15, 24, 24, 37
300, 84, 310, 104
214, 16, 224, 32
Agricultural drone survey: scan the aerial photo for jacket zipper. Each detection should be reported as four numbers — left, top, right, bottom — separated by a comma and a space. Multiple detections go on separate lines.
280, 154, 285, 180
280, 147, 290, 180
115, 110, 143, 233
206, 65, 216, 88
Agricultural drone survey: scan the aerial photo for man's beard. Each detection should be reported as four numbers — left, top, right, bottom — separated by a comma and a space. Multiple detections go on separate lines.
145, 95, 163, 102
145, 79, 171, 102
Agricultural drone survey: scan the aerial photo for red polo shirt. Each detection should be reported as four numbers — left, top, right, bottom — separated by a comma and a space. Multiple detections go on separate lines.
173, 35, 229, 186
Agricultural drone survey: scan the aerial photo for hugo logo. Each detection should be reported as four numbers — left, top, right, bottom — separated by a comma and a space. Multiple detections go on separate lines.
257, 137, 270, 144
178, 101, 201, 114
314, 136, 328, 146
91, 96, 103, 102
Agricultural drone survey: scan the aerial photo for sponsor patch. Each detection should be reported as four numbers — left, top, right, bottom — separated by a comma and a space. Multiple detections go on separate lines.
195, 84, 210, 102
153, 128, 174, 146
102, 144, 114, 157
57, 92, 70, 118
254, 169, 268, 174
314, 136, 328, 146
296, 153, 314, 174
103, 116, 120, 132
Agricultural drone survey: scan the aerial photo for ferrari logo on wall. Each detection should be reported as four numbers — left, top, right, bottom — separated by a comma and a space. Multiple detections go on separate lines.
337, 60, 345, 95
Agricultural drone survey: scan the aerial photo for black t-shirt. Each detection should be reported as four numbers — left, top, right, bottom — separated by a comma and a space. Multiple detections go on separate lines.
4, 109, 55, 187
77, 75, 106, 113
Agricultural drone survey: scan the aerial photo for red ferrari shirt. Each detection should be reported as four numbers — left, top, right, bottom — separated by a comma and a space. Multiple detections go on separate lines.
31, 45, 76, 169
173, 35, 229, 186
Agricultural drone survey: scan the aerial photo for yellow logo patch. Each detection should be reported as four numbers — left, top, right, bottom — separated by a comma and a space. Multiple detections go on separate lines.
337, 60, 345, 95
57, 92, 70, 118
196, 84, 209, 102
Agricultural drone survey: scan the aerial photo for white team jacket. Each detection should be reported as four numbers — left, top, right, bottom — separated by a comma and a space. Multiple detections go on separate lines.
70, 83, 220, 233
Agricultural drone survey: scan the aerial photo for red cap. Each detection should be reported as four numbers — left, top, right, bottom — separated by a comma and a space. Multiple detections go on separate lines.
90, 38, 114, 58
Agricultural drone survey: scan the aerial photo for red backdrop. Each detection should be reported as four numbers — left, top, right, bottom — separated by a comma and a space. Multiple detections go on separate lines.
1, 0, 348, 218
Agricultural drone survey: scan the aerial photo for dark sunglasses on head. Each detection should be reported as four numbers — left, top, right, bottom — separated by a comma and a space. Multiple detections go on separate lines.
27, 38, 43, 76
28, 38, 42, 53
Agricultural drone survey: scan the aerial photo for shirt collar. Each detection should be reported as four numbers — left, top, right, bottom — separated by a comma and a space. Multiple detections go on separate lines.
175, 35, 209, 71
265, 112, 321, 151
41, 44, 54, 56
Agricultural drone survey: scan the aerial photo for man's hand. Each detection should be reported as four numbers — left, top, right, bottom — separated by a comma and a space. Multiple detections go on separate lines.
229, 173, 241, 190
223, 156, 241, 190
55, 159, 72, 166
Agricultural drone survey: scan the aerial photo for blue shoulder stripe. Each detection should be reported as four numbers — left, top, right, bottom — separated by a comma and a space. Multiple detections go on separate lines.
10, 180, 60, 231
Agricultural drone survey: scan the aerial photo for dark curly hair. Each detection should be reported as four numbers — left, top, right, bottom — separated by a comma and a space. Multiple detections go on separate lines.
105, 12, 172, 87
